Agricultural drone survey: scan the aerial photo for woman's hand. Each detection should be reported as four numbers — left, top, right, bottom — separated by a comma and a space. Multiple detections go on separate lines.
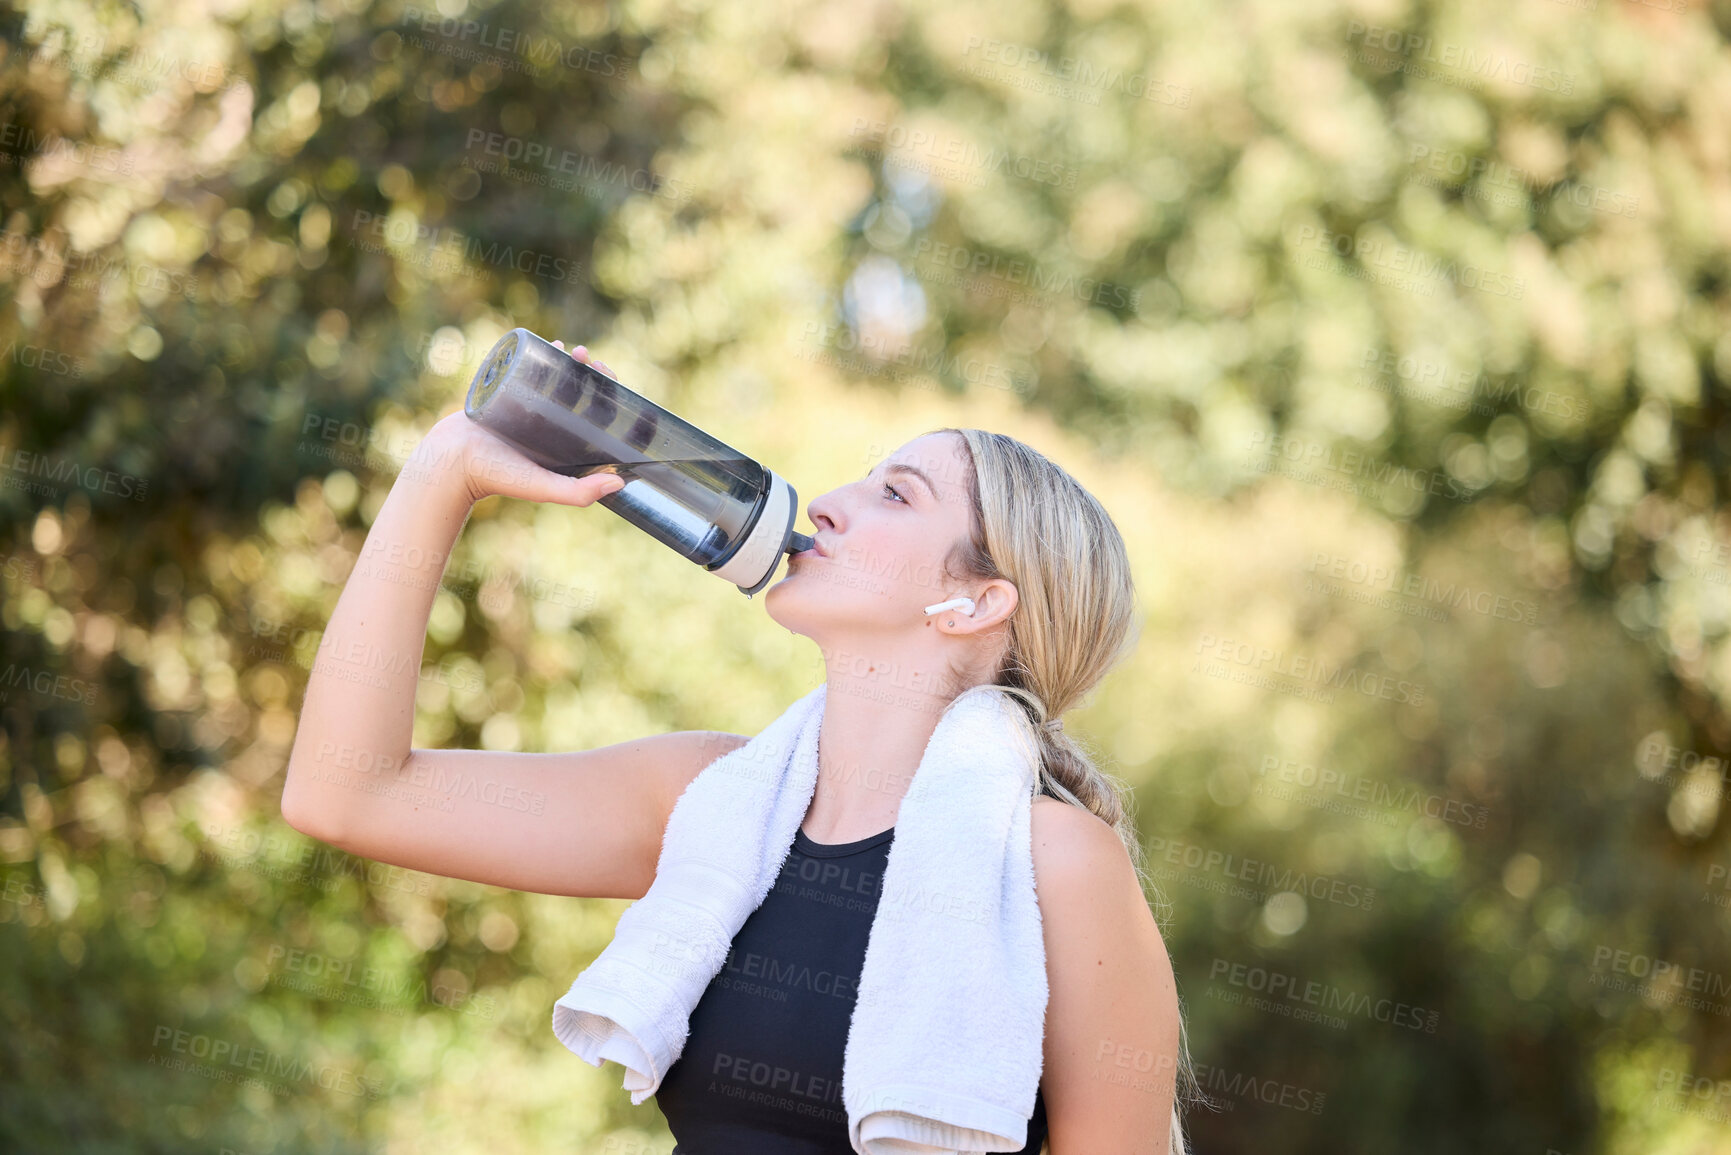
551, 340, 615, 380
416, 341, 629, 508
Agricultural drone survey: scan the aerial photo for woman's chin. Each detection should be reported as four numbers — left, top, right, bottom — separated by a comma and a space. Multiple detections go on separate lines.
765, 580, 848, 639
762, 578, 810, 627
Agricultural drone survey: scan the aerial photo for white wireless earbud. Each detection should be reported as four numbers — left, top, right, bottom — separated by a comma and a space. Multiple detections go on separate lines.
925, 597, 976, 617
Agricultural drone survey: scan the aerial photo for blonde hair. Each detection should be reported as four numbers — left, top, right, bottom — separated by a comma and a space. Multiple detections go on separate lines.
928, 427, 1204, 1155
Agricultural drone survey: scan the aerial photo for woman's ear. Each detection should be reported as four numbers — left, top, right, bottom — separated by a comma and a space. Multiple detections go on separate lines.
965, 578, 1019, 629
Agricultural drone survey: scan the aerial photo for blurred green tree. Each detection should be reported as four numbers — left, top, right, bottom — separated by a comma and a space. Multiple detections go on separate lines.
3, 0, 1730, 1152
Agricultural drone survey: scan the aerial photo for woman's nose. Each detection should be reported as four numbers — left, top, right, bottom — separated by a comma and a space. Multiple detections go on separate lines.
806, 488, 843, 532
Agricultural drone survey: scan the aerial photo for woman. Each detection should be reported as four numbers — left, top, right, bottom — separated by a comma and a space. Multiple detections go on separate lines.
282, 339, 1199, 1154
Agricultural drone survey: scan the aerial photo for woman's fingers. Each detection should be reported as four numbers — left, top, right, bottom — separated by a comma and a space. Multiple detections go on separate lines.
573, 345, 614, 378
572, 471, 628, 505
553, 339, 614, 378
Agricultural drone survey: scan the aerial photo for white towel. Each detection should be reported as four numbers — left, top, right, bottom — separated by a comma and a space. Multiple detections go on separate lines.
551, 680, 1050, 1154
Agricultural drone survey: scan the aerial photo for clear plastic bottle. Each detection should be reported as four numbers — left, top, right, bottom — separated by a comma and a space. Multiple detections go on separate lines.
462, 328, 813, 596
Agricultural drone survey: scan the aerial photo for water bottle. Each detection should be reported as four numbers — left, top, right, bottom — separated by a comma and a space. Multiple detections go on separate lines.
462, 328, 814, 596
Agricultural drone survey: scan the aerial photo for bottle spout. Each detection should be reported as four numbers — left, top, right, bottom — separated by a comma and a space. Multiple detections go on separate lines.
787, 531, 815, 555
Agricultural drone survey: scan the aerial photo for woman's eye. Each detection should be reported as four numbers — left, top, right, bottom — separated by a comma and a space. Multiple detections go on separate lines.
882, 484, 906, 504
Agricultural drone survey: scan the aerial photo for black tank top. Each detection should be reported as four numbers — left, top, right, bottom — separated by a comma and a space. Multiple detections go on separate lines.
655, 822, 1050, 1154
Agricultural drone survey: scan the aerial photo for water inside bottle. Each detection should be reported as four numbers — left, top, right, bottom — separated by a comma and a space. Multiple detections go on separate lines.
564, 458, 810, 564
561, 456, 759, 511
563, 455, 754, 481
472, 336, 807, 572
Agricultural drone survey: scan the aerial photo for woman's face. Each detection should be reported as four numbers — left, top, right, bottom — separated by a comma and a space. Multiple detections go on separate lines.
765, 432, 981, 644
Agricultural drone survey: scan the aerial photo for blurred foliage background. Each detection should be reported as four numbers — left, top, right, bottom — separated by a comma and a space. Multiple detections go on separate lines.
3, 0, 1731, 1151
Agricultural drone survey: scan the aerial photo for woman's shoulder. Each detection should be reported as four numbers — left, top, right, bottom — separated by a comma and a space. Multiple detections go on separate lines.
1029, 795, 1123, 873
1027, 796, 1179, 1141
1027, 797, 1160, 943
